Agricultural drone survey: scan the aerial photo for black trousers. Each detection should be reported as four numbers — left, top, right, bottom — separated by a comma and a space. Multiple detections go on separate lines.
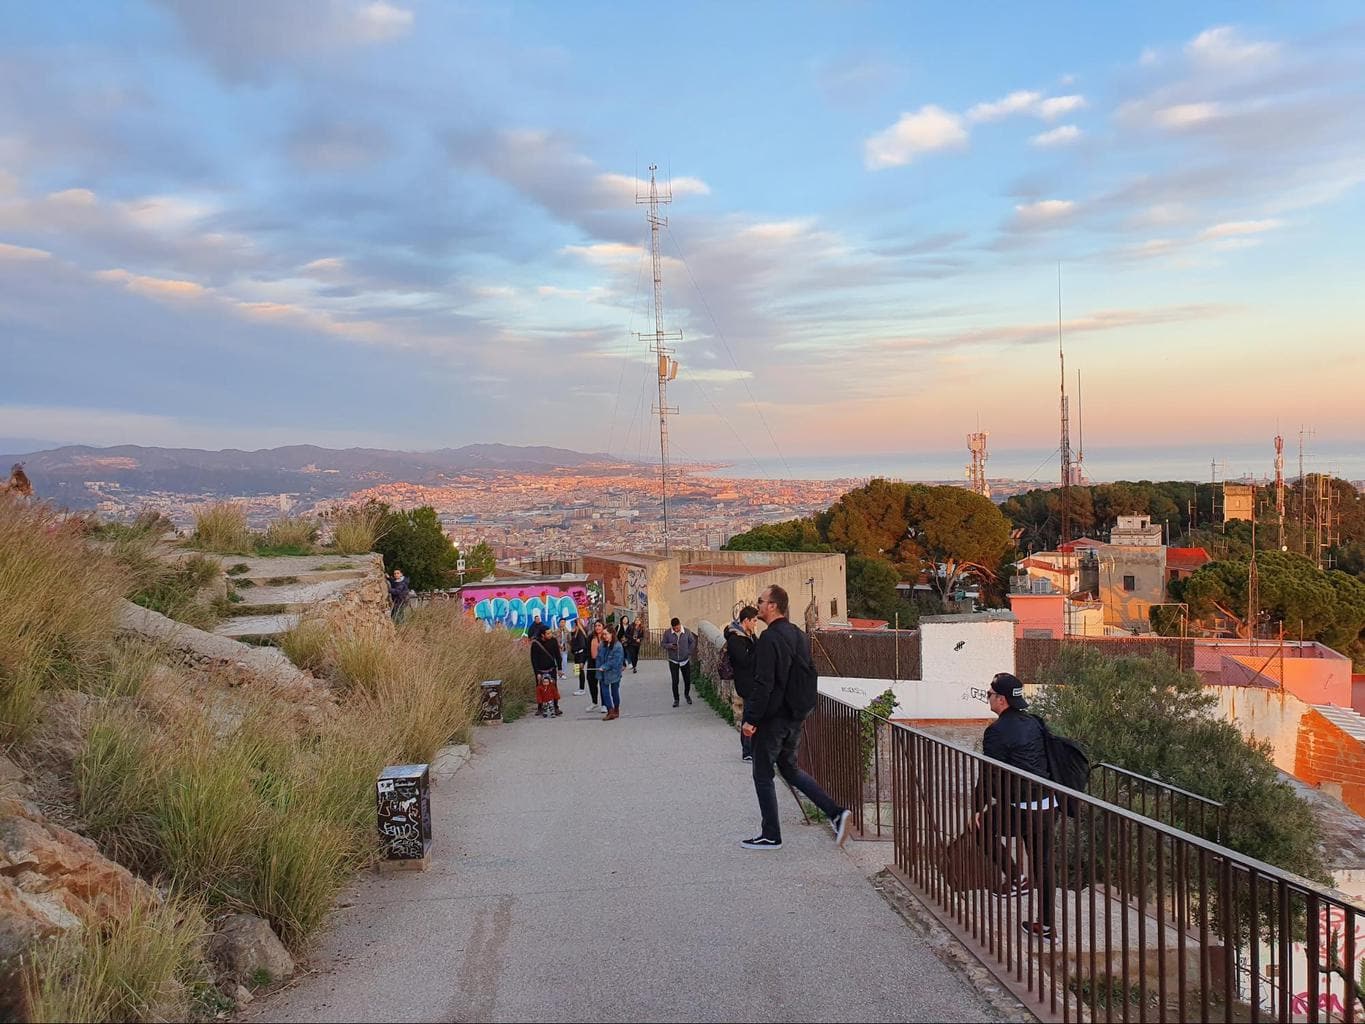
668, 661, 691, 700
751, 715, 842, 841
585, 660, 599, 703
981, 803, 1057, 926
574, 659, 587, 691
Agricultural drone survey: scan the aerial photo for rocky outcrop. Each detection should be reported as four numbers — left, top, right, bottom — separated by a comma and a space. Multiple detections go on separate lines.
0, 760, 153, 966
117, 600, 320, 690
209, 913, 295, 985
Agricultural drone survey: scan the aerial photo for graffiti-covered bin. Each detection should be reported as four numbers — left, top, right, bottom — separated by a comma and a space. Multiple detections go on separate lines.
377, 764, 432, 860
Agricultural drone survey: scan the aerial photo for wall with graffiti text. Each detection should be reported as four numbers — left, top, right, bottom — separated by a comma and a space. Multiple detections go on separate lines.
460, 582, 600, 636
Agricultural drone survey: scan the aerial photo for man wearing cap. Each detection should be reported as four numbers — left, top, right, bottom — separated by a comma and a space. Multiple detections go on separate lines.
974, 671, 1057, 941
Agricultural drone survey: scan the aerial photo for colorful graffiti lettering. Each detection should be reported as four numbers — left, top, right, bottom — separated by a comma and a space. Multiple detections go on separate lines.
1291, 992, 1346, 1016
461, 584, 593, 636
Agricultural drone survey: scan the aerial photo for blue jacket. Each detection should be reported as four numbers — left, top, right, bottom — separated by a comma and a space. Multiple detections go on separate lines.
597, 640, 626, 686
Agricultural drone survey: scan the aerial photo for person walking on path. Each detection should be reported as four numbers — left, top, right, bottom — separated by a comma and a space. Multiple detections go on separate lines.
661, 617, 695, 707
388, 568, 411, 622
739, 585, 851, 851
570, 619, 591, 697
724, 606, 760, 762
597, 625, 626, 721
585, 620, 604, 713
529, 622, 563, 718
622, 614, 643, 673
973, 671, 1058, 941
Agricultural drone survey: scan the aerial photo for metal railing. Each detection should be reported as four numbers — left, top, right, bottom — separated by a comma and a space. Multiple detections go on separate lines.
796, 696, 895, 840
1090, 761, 1228, 844
875, 708, 1365, 1023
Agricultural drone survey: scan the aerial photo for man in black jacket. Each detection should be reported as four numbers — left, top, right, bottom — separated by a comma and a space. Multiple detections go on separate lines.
738, 585, 851, 851
974, 671, 1057, 940
724, 606, 759, 762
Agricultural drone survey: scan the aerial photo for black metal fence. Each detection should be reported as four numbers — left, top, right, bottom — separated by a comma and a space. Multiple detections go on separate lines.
1090, 761, 1228, 845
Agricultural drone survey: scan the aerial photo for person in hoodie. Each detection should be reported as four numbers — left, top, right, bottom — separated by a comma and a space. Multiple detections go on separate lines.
724, 606, 760, 762
528, 621, 563, 718
388, 568, 411, 622
596, 624, 626, 721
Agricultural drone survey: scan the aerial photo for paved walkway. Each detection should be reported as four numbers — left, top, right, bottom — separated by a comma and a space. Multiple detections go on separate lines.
251, 660, 1010, 1023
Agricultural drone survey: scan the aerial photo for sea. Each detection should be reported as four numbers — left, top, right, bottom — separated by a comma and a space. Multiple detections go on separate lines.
704, 441, 1365, 485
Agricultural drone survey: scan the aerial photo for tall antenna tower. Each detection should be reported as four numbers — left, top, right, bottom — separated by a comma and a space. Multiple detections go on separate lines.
1274, 434, 1285, 551
635, 165, 682, 555
966, 431, 990, 498
1073, 368, 1085, 486
1057, 266, 1072, 548
1297, 426, 1310, 555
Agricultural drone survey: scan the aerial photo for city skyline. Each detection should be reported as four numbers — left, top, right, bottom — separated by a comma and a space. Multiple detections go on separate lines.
3, 3, 1363, 464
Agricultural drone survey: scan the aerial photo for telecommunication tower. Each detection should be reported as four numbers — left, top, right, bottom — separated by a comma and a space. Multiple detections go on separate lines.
1057, 267, 1072, 547
635, 165, 682, 555
966, 432, 990, 498
1274, 434, 1285, 550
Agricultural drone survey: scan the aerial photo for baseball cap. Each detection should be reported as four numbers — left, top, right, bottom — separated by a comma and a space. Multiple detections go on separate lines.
989, 672, 1028, 710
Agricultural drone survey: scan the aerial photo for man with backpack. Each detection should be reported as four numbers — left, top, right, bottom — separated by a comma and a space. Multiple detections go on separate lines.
974, 671, 1060, 941
723, 606, 759, 762
738, 585, 851, 851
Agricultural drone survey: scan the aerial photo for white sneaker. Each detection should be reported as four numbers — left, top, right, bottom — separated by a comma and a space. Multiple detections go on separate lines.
587, 703, 600, 712
574, 689, 586, 695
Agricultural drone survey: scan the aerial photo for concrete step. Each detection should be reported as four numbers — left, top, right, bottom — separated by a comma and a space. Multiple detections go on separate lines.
213, 612, 301, 639
233, 576, 364, 608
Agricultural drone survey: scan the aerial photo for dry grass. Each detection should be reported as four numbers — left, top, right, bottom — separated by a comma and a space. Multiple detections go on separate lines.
277, 616, 330, 674
328, 504, 386, 555
112, 536, 222, 630
189, 502, 251, 554
261, 516, 320, 553
0, 496, 125, 742
21, 894, 208, 1024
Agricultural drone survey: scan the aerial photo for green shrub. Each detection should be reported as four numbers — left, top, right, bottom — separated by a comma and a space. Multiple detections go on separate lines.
371, 504, 458, 590
1030, 645, 1327, 881
114, 539, 221, 630
189, 502, 251, 554
0, 497, 125, 742
21, 894, 208, 1024
329, 504, 386, 555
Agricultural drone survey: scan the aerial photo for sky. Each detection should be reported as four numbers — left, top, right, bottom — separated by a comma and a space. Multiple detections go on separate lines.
2, 1, 1363, 479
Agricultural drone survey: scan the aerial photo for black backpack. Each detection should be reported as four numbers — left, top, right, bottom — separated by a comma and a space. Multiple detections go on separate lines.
783, 628, 819, 720
717, 644, 735, 681
1032, 715, 1089, 814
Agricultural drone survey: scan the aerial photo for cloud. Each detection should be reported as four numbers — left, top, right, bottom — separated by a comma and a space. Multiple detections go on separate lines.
1012, 199, 1076, 226
0, 241, 51, 261
864, 105, 968, 169
95, 268, 207, 300
1197, 218, 1284, 240
1154, 101, 1223, 129
1186, 26, 1279, 68
967, 90, 1085, 123
814, 53, 904, 106
1030, 124, 1082, 147
153, 0, 415, 82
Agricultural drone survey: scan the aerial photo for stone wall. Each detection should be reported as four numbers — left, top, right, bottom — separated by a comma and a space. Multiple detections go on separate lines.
314, 553, 393, 637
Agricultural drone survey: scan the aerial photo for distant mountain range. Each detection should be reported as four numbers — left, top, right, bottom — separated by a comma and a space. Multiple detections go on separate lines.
1, 443, 629, 507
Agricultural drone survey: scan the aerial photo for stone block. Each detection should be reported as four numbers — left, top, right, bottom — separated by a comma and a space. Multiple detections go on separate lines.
208, 913, 295, 985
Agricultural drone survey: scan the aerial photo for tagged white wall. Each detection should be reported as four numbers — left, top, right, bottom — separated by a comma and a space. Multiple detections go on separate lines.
818, 676, 1013, 720
920, 615, 1016, 688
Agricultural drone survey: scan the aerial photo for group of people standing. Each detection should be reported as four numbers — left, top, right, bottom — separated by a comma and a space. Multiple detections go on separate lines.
532, 614, 645, 721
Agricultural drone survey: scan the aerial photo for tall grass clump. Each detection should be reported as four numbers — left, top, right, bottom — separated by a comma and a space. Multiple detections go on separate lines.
21, 895, 208, 1024
328, 503, 386, 555
259, 516, 319, 555
0, 496, 124, 742
113, 536, 222, 629
277, 616, 330, 674
189, 501, 251, 554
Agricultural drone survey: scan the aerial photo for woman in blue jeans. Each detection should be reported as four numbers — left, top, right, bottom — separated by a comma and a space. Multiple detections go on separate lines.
597, 626, 626, 721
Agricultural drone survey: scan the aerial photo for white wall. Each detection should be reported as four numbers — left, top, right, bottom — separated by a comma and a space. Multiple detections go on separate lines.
920, 617, 1016, 688
1208, 684, 1312, 776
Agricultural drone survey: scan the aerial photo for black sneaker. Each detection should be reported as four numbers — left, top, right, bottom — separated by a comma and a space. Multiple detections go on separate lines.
1020, 920, 1054, 941
685, 695, 693, 705
740, 836, 782, 851
830, 808, 853, 846
742, 754, 753, 762
673, 700, 680, 707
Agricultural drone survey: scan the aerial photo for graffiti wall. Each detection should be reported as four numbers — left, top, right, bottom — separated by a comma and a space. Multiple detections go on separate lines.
460, 581, 598, 636
582, 556, 651, 623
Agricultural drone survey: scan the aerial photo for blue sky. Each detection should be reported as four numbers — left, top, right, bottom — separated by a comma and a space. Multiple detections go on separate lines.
2, 1, 1362, 474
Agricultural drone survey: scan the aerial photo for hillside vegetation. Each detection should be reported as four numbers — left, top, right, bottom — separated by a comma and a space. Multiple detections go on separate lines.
0, 495, 531, 1022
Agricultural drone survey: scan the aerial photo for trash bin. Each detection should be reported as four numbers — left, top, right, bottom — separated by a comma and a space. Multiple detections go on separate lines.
376, 764, 432, 861
480, 679, 503, 721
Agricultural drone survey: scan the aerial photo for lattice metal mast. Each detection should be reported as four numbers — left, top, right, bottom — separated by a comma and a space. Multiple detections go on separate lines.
636, 165, 682, 555
966, 431, 990, 498
1274, 434, 1285, 551
1058, 266, 1072, 548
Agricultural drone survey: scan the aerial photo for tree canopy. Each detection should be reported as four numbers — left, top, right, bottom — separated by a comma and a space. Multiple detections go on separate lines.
722, 517, 829, 552
371, 504, 459, 591
1175, 549, 1365, 652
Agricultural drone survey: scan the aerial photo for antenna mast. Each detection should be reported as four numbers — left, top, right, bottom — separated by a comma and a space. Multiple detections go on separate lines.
966, 431, 990, 498
636, 165, 682, 555
1274, 434, 1285, 550
1058, 266, 1072, 546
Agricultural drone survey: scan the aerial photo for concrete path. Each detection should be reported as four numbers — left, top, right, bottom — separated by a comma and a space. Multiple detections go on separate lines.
250, 660, 1011, 1023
